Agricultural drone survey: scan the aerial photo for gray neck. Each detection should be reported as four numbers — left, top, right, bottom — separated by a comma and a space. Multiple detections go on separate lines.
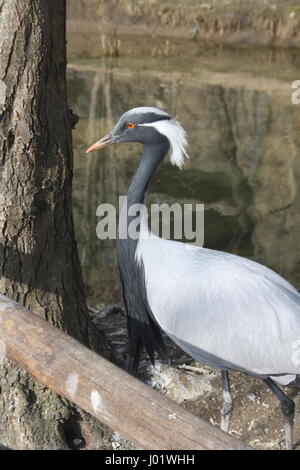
117, 141, 169, 245
127, 141, 169, 207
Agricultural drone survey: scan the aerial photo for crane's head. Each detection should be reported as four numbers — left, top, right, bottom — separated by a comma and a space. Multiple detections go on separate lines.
86, 106, 189, 168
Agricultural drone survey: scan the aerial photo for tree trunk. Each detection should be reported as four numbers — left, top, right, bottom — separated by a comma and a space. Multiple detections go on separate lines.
0, 0, 111, 449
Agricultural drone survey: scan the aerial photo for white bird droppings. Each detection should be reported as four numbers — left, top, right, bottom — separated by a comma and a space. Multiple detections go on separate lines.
65, 372, 79, 399
90, 390, 102, 413
0, 80, 6, 105
0, 295, 14, 313
0, 340, 6, 364
90, 390, 112, 418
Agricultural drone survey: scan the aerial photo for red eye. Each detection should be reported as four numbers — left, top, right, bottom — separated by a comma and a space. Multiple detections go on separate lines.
127, 123, 135, 129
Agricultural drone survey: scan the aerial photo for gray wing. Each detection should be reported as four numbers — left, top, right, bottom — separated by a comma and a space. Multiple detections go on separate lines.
137, 236, 300, 376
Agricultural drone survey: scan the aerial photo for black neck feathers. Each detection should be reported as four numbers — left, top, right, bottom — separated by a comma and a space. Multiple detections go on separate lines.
117, 142, 169, 374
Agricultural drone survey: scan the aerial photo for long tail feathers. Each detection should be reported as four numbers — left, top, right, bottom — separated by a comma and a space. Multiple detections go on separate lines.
125, 315, 166, 375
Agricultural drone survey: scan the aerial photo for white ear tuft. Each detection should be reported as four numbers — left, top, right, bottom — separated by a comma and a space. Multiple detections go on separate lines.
141, 119, 189, 168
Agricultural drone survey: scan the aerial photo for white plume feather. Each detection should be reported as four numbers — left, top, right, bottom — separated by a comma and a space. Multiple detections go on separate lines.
140, 118, 189, 168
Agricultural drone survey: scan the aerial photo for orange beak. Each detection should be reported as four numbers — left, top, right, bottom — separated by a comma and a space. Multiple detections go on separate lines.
86, 134, 113, 153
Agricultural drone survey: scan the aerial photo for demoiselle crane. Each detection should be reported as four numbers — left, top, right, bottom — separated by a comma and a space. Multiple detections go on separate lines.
87, 107, 300, 449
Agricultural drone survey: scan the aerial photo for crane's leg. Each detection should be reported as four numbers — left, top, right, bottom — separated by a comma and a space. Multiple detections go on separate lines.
220, 370, 233, 433
264, 378, 295, 450
295, 375, 300, 393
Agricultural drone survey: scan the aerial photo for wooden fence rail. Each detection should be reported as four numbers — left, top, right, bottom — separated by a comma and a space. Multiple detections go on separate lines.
0, 294, 250, 450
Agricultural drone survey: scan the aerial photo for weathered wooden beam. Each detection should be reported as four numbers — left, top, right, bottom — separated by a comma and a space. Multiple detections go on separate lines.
0, 294, 251, 450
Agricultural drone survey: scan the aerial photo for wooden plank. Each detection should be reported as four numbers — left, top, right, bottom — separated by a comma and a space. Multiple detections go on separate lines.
0, 294, 251, 450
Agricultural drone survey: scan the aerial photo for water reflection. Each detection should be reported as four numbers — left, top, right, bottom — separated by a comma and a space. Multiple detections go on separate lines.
68, 56, 300, 303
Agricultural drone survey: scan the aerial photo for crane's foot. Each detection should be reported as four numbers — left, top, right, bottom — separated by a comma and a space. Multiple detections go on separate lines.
220, 370, 233, 433
282, 396, 295, 450
264, 378, 295, 450
221, 397, 233, 433
285, 414, 294, 451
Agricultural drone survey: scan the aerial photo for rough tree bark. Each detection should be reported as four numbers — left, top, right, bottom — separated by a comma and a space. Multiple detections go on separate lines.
0, 0, 111, 449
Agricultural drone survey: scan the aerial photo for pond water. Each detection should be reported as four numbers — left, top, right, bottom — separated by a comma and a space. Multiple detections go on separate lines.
67, 40, 300, 304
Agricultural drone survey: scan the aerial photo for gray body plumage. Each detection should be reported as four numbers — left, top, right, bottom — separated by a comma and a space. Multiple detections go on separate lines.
136, 231, 300, 381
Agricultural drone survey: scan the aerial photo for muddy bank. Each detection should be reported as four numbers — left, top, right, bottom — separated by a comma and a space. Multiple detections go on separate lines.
67, 0, 300, 49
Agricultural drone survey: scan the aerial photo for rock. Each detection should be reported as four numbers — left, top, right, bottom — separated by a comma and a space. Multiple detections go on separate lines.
200, 3, 214, 10
148, 362, 217, 403
111, 432, 139, 450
